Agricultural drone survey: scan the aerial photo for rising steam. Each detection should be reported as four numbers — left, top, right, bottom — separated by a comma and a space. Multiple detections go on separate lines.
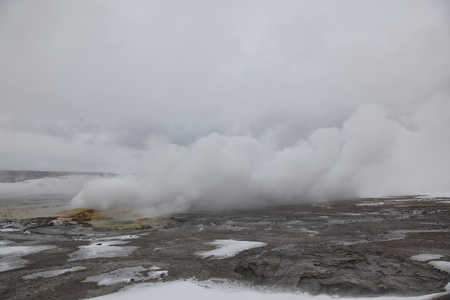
1, 1, 446, 217
71, 96, 450, 217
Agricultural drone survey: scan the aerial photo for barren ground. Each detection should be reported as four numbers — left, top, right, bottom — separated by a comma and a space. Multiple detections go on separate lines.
1, 196, 449, 300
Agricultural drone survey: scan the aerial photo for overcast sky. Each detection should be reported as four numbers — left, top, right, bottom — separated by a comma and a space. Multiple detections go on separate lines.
1, 1, 450, 208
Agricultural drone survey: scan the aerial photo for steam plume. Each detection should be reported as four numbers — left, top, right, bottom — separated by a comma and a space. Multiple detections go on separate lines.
72, 96, 450, 217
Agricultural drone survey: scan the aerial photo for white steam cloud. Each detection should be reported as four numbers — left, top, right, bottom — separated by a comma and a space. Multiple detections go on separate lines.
72, 95, 450, 217
1, 1, 449, 216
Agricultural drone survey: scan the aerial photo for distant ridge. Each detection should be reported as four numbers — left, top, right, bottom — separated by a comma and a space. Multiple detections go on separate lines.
0, 170, 115, 183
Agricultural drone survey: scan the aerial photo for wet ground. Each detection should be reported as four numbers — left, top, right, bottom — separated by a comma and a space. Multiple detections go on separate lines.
1, 196, 449, 300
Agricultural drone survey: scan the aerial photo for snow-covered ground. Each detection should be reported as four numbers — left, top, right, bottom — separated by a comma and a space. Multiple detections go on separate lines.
0, 240, 55, 272
196, 239, 267, 259
410, 254, 444, 262
84, 251, 450, 300
409, 254, 450, 293
357, 195, 450, 207
429, 261, 450, 277
0, 228, 20, 232
428, 260, 450, 292
82, 266, 168, 286
23, 266, 87, 280
68, 235, 139, 262
86, 279, 448, 300
1, 175, 449, 299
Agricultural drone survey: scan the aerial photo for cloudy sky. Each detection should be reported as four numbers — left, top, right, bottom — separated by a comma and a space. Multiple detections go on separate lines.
1, 1, 450, 209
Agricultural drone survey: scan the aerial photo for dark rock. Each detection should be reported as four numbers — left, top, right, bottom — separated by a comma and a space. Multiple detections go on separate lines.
23, 217, 56, 229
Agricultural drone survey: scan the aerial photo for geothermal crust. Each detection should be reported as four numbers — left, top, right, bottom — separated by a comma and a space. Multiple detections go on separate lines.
0, 196, 449, 300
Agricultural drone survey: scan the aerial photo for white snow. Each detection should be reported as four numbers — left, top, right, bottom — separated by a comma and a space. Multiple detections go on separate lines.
357, 194, 450, 206
410, 254, 443, 262
0, 228, 20, 232
429, 261, 450, 274
82, 266, 168, 286
357, 202, 385, 206
416, 192, 450, 199
0, 241, 55, 272
68, 235, 139, 262
85, 279, 447, 300
0, 243, 54, 257
0, 240, 11, 246
23, 266, 87, 279
384, 229, 450, 241
428, 260, 450, 292
196, 239, 267, 259
148, 270, 168, 278
0, 256, 29, 273
300, 228, 319, 236
445, 282, 450, 292
96, 235, 140, 241
68, 239, 138, 262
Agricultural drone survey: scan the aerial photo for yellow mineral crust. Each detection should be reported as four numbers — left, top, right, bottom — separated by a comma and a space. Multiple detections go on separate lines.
59, 208, 114, 222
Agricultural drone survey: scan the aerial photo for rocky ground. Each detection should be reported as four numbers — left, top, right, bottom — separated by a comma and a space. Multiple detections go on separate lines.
0, 196, 449, 300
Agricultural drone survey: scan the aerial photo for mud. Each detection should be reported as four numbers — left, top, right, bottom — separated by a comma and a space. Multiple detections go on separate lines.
1, 196, 449, 300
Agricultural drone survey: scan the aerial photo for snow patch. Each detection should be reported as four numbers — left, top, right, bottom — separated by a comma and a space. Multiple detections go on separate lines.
300, 228, 319, 236
410, 254, 443, 262
357, 202, 385, 207
85, 279, 446, 300
445, 282, 450, 292
416, 192, 450, 198
0, 240, 12, 246
0, 228, 20, 232
0, 242, 55, 272
82, 266, 168, 286
196, 239, 267, 259
96, 235, 140, 241
68, 239, 138, 262
23, 266, 87, 279
428, 260, 450, 293
384, 229, 450, 241
429, 261, 450, 274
